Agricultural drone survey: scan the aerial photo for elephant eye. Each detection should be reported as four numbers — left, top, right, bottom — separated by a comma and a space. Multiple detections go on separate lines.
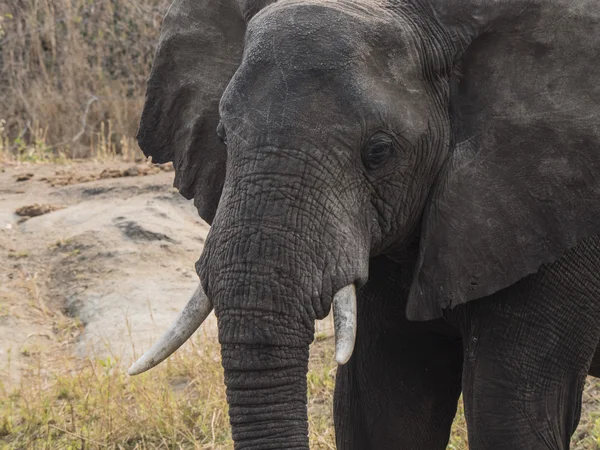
216, 121, 227, 145
363, 133, 394, 170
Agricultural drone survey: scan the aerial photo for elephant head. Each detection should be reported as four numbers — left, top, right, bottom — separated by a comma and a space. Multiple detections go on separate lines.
129, 0, 600, 448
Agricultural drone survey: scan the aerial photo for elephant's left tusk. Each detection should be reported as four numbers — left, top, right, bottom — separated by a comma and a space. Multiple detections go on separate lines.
128, 283, 213, 376
333, 284, 357, 365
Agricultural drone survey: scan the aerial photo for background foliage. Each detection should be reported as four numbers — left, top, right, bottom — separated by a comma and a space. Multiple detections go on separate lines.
0, 0, 169, 159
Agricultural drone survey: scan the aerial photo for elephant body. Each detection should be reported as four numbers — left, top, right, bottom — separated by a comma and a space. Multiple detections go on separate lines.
337, 237, 600, 449
132, 0, 600, 448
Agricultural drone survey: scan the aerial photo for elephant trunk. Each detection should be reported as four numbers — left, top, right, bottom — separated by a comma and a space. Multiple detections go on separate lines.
193, 145, 369, 448
211, 269, 316, 450
221, 339, 310, 449
198, 218, 358, 448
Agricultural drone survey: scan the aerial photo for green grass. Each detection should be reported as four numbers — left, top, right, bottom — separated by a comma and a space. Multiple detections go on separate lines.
1, 335, 599, 449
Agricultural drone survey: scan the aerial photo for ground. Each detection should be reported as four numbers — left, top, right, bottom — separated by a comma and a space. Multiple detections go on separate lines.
0, 161, 212, 386
0, 161, 598, 449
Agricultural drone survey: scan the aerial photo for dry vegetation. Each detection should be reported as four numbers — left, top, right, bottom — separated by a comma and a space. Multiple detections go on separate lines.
0, 333, 338, 449
1, 0, 169, 161
1, 329, 599, 449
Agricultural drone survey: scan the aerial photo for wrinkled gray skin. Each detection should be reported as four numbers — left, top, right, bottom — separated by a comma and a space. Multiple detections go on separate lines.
137, 0, 600, 448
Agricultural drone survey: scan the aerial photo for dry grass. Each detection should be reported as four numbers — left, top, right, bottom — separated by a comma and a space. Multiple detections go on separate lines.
0, 339, 231, 449
1, 329, 599, 449
0, 0, 168, 160
0, 336, 337, 449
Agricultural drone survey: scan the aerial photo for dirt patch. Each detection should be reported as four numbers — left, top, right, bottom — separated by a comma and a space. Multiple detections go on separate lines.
44, 162, 174, 186
0, 160, 212, 386
115, 219, 178, 243
15, 173, 34, 182
15, 203, 63, 218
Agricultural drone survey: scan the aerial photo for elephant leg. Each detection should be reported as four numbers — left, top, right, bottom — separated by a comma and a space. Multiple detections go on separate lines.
447, 238, 600, 450
334, 256, 463, 450
588, 343, 600, 378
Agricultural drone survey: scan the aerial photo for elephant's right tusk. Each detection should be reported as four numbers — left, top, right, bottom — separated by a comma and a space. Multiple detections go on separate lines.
128, 283, 213, 376
333, 284, 357, 365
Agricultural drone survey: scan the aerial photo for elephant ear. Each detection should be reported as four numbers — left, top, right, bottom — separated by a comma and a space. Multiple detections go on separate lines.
137, 0, 273, 223
407, 8, 600, 320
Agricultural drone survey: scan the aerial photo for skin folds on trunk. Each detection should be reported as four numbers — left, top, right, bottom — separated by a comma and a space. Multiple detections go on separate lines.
221, 342, 310, 449
211, 274, 315, 449
201, 238, 320, 450
194, 143, 369, 449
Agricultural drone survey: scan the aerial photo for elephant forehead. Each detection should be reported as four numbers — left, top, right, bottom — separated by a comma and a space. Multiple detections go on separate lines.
226, 1, 428, 118
220, 1, 436, 144
244, 0, 406, 72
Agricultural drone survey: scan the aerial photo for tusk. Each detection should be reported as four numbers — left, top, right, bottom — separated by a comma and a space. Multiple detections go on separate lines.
128, 283, 213, 376
332, 284, 357, 365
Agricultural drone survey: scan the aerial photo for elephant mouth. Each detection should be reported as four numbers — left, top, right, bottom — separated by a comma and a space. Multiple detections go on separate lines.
127, 281, 358, 375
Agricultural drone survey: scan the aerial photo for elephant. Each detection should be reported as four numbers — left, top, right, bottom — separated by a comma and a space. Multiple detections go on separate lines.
127, 0, 600, 448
